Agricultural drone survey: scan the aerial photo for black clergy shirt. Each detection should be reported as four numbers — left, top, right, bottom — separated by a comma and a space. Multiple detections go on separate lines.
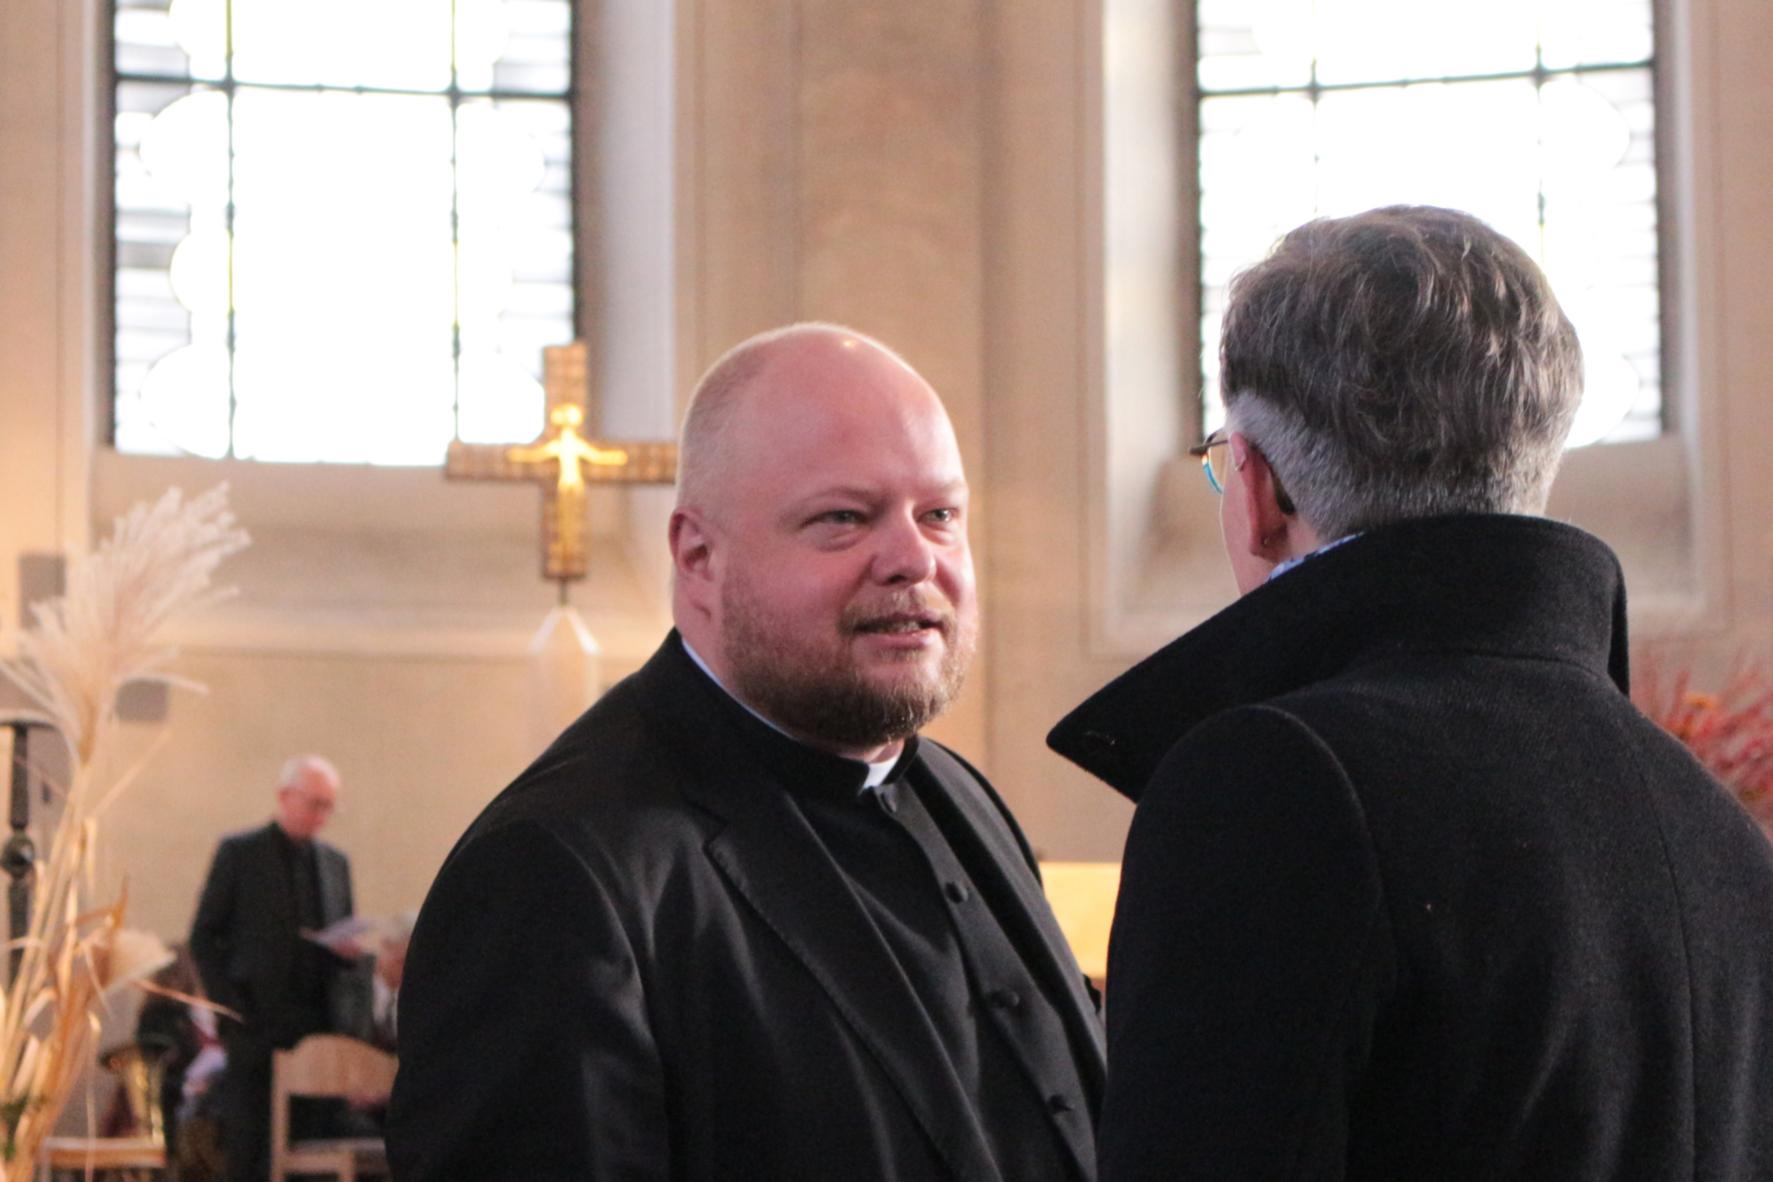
701, 668, 1093, 1182
272, 823, 331, 1035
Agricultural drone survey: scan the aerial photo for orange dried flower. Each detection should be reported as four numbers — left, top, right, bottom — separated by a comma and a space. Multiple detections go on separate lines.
1634, 653, 1773, 843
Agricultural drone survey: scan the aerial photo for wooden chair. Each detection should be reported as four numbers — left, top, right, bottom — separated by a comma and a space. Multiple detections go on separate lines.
42, 1040, 170, 1180
269, 1034, 396, 1182
40, 1137, 167, 1181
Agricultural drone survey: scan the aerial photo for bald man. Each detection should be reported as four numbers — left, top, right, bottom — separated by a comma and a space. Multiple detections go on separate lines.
190, 755, 370, 1182
388, 325, 1104, 1182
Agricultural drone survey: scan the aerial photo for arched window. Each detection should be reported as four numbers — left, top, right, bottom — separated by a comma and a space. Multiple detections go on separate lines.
110, 0, 577, 465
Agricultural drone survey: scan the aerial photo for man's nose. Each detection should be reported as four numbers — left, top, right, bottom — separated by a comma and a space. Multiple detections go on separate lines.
873, 514, 939, 585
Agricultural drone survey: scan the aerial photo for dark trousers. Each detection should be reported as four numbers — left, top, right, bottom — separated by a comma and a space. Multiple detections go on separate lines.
218, 1029, 271, 1182
219, 1025, 340, 1182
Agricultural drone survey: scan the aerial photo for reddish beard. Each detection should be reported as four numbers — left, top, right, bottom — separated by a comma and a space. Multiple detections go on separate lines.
720, 585, 976, 753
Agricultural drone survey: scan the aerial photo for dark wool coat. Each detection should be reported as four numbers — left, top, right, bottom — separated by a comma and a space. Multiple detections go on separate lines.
1050, 514, 1773, 1182
388, 632, 1105, 1182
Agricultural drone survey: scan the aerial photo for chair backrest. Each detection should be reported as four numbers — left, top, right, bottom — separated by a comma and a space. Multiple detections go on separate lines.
274, 1034, 397, 1102
270, 1034, 397, 1159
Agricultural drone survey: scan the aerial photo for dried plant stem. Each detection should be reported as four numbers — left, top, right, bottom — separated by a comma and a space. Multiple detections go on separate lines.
0, 485, 246, 1175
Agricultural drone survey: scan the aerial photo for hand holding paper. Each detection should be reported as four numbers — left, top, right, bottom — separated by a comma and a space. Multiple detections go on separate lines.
303, 915, 378, 959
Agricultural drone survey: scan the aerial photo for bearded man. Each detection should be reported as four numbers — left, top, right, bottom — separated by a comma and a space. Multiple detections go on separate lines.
388, 324, 1104, 1182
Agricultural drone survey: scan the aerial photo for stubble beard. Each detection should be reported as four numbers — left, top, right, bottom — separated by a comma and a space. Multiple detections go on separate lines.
720, 581, 976, 754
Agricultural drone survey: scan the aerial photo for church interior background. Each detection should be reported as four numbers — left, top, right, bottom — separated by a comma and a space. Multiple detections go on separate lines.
2, 0, 1770, 1083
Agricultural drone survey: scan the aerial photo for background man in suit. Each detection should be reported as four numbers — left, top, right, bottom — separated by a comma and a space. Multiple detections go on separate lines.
190, 754, 369, 1182
389, 324, 1105, 1181
1050, 205, 1773, 1180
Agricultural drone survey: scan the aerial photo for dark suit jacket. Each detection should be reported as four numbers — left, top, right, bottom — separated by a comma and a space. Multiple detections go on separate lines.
1050, 514, 1773, 1181
388, 632, 1105, 1182
189, 822, 365, 1046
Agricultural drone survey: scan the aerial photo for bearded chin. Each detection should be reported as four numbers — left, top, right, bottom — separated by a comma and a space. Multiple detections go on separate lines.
749, 666, 958, 751
722, 613, 974, 754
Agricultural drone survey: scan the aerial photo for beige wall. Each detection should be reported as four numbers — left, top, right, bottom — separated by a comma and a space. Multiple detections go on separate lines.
96, 650, 564, 941
3, 0, 1773, 962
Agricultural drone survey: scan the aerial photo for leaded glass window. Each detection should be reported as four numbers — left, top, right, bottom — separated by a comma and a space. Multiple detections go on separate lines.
111, 0, 576, 464
1195, 0, 1661, 447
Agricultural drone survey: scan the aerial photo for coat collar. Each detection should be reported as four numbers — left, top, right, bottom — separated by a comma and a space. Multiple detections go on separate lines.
1049, 514, 1631, 802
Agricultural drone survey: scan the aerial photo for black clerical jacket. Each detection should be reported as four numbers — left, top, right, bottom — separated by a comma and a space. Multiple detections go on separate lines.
388, 633, 1105, 1181
1050, 514, 1773, 1181
189, 822, 364, 1046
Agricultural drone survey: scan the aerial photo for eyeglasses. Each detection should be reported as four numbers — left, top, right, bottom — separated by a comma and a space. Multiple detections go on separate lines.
1188, 429, 1233, 495
1186, 428, 1297, 515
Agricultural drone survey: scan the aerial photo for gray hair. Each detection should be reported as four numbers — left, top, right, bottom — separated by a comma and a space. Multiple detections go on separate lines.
675, 322, 913, 513
276, 754, 338, 793
1219, 205, 1584, 541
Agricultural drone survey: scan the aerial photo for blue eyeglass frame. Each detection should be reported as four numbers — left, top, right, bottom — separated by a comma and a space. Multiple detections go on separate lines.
1187, 429, 1231, 494
1185, 428, 1297, 514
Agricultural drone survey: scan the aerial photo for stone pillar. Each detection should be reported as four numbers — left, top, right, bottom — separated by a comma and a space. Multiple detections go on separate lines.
678, 0, 990, 761
0, 0, 96, 653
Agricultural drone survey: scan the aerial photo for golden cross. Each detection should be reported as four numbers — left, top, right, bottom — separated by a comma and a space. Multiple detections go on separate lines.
445, 342, 678, 584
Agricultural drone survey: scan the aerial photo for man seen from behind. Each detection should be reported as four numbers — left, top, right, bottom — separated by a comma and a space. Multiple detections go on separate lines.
1050, 205, 1773, 1181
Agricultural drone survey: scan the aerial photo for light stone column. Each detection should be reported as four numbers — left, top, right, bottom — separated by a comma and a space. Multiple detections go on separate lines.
679, 0, 990, 762
0, 0, 97, 656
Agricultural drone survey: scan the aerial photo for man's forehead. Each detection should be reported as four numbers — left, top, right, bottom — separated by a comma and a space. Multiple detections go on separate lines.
750, 403, 964, 486
289, 769, 338, 797
700, 337, 965, 509
783, 473, 969, 505
749, 333, 935, 407
746, 382, 954, 453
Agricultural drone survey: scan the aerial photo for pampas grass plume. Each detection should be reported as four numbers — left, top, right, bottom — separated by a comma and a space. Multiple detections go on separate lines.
0, 484, 246, 1172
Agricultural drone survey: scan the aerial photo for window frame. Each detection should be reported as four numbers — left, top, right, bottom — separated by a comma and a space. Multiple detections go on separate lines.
1085, 0, 1727, 660
100, 0, 587, 464
78, 1, 693, 661
1190, 4, 1667, 446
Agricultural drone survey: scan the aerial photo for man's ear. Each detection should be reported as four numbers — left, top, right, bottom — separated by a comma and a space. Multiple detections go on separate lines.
669, 509, 716, 584
670, 508, 725, 637
1228, 433, 1296, 565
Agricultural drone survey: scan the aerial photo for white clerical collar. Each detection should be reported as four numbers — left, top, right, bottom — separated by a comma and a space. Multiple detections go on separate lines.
680, 638, 898, 790
860, 757, 896, 790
